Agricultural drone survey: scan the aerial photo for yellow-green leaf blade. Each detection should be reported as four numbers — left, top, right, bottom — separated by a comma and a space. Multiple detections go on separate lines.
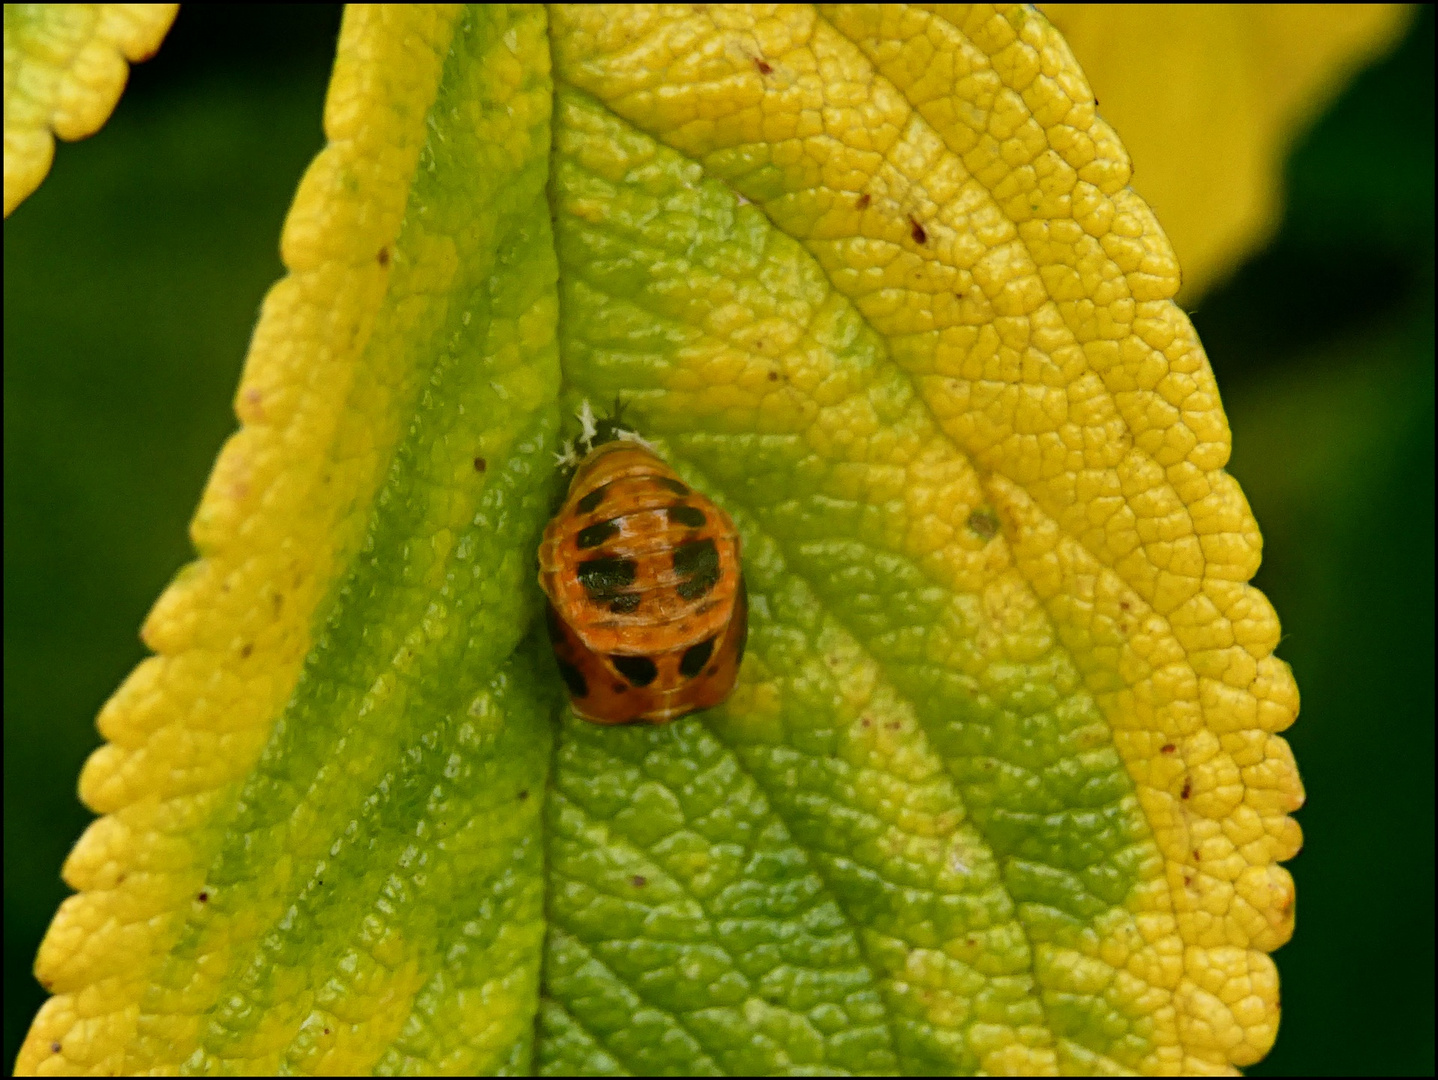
19, 4, 1305, 1076
18, 6, 561, 1074
545, 4, 1302, 1073
3, 3, 177, 216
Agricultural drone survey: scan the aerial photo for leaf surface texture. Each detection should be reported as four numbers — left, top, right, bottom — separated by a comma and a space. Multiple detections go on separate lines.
19, 6, 1302, 1075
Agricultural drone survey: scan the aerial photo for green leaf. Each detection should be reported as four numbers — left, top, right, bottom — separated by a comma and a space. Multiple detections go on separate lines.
18, 5, 1302, 1075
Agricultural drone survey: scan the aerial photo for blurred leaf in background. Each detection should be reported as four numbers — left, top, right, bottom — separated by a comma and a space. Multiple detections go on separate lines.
1043, 3, 1413, 304
3, 5, 1432, 1075
3, 4, 179, 215
1194, 6, 1435, 1074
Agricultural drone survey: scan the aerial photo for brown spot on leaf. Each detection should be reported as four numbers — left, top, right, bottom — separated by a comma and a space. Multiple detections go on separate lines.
1161, 743, 1176, 754
377, 246, 390, 267
198, 890, 209, 902
473, 457, 487, 472
967, 508, 1000, 541
1181, 778, 1192, 800
240, 643, 253, 659
631, 875, 647, 888
908, 215, 927, 244
856, 192, 871, 210
755, 58, 773, 75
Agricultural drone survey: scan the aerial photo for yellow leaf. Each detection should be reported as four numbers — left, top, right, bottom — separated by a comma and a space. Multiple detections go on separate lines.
18, 7, 560, 1073
3, 3, 178, 216
16, 5, 1305, 1074
547, 7, 1304, 1068
1043, 3, 1413, 301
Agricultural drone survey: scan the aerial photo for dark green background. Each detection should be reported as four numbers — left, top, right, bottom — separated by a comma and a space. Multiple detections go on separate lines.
4, 6, 1432, 1075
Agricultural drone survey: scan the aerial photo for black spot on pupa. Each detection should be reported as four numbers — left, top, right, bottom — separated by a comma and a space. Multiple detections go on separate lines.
680, 638, 715, 678
673, 538, 719, 600
473, 456, 486, 472
611, 654, 658, 687
197, 890, 209, 903
51, 1042, 61, 1054
239, 643, 253, 659
577, 519, 621, 548
556, 657, 589, 699
517, 790, 529, 801
657, 477, 690, 496
768, 370, 779, 381
607, 593, 641, 614
666, 504, 707, 528
576, 484, 609, 513
377, 246, 390, 267
676, 574, 718, 601
908, 215, 928, 244
673, 537, 718, 576
578, 556, 636, 599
